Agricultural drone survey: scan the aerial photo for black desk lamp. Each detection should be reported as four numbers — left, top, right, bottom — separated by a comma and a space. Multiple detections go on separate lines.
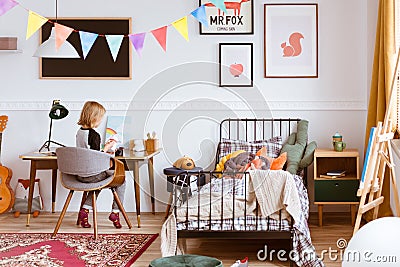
39, 100, 69, 152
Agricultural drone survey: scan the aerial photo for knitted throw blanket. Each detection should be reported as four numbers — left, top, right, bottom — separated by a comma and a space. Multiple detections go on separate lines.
248, 170, 301, 225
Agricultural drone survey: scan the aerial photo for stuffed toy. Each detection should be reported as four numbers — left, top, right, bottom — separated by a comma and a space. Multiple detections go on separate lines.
13, 178, 43, 218
173, 156, 195, 170
224, 152, 270, 173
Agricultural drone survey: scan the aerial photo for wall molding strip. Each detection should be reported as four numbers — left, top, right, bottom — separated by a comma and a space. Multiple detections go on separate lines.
0, 100, 366, 111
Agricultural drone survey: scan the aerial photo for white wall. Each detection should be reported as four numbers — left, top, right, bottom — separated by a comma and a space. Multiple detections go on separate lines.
0, 0, 377, 213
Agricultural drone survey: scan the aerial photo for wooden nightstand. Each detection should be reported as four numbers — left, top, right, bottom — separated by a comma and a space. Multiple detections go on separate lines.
314, 148, 360, 226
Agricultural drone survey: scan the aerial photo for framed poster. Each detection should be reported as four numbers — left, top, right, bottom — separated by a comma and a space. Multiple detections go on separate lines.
264, 4, 318, 78
199, 0, 254, 35
39, 17, 132, 80
219, 43, 253, 87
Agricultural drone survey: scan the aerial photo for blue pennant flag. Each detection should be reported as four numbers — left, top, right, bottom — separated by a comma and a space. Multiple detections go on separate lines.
210, 0, 227, 13
79, 31, 98, 59
105, 35, 124, 62
191, 5, 208, 28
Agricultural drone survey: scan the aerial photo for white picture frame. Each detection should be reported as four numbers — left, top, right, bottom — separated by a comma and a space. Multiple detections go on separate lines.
200, 0, 254, 35
219, 43, 253, 87
264, 3, 318, 78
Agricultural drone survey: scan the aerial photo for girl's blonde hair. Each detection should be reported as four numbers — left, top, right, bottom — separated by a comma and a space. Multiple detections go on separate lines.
77, 101, 106, 128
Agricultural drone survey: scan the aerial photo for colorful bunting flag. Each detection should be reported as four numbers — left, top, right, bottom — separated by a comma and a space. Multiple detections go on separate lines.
151, 26, 167, 52
55, 23, 74, 50
0, 0, 18, 16
79, 31, 98, 59
191, 5, 208, 27
210, 0, 227, 13
26, 10, 47, 40
8, 0, 229, 57
129, 33, 146, 56
172, 16, 189, 42
105, 35, 124, 62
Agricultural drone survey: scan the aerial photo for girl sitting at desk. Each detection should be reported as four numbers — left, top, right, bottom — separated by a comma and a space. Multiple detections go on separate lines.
75, 101, 126, 229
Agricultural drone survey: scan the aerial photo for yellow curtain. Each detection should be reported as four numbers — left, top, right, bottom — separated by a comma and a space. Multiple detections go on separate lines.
364, 0, 396, 220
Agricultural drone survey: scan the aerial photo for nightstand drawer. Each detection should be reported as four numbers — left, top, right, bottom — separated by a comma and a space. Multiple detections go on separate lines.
315, 180, 359, 202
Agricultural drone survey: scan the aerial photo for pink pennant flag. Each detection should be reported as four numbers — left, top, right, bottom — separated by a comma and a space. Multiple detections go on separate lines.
151, 26, 167, 52
0, 0, 18, 16
55, 23, 74, 50
129, 33, 146, 56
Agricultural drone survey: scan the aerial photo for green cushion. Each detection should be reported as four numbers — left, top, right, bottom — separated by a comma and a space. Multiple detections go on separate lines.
299, 141, 317, 169
149, 254, 223, 267
296, 120, 309, 147
287, 133, 296, 145
280, 120, 311, 174
281, 143, 305, 174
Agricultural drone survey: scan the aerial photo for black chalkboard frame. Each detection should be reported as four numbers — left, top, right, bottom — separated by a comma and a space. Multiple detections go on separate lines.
39, 17, 132, 80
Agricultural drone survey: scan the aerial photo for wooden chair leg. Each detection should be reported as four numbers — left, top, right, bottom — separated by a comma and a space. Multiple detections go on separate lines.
76, 191, 88, 225
52, 190, 74, 238
111, 188, 132, 229
92, 193, 98, 240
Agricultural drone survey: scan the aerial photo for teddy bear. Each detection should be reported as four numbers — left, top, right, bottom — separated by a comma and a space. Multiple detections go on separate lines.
173, 156, 196, 170
12, 178, 43, 218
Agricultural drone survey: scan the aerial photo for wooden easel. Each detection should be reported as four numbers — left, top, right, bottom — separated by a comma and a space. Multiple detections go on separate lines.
353, 49, 400, 235
353, 121, 400, 234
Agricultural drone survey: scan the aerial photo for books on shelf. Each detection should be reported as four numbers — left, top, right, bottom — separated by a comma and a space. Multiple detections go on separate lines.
319, 174, 345, 178
326, 170, 346, 176
319, 170, 346, 179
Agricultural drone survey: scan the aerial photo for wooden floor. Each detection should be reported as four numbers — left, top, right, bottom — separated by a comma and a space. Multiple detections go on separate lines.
0, 211, 356, 266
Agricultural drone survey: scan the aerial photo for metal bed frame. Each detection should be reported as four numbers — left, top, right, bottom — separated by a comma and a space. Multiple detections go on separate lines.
172, 118, 306, 266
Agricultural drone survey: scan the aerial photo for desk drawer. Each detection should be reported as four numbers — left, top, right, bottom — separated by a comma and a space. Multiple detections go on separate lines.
315, 179, 359, 202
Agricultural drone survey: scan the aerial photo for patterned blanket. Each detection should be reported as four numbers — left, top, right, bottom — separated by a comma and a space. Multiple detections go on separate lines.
164, 171, 324, 266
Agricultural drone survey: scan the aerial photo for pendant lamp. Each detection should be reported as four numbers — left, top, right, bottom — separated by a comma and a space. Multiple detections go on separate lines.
33, 0, 80, 58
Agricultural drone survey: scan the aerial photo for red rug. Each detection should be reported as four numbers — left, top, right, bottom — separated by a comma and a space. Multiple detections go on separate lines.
0, 233, 158, 267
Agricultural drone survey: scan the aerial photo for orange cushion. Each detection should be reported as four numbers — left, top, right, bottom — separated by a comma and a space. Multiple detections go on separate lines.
269, 152, 287, 170
256, 146, 267, 157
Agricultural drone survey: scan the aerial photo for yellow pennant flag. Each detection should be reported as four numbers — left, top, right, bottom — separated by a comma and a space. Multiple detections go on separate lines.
172, 16, 189, 42
26, 11, 48, 40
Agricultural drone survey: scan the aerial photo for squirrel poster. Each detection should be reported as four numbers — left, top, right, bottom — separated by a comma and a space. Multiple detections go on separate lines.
281, 32, 304, 57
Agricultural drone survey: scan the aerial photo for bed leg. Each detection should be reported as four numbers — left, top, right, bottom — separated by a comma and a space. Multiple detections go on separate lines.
289, 230, 294, 267
177, 238, 187, 254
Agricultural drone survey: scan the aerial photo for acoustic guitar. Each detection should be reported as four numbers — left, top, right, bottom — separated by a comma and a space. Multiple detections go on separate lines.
0, 115, 14, 214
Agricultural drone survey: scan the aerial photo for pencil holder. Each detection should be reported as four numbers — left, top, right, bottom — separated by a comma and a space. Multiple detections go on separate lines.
145, 139, 159, 153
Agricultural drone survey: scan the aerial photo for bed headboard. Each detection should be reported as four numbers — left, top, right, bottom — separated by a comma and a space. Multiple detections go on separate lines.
216, 118, 301, 164
219, 118, 301, 141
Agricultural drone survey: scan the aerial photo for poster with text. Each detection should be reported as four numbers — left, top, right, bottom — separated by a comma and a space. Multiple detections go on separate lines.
200, 0, 254, 34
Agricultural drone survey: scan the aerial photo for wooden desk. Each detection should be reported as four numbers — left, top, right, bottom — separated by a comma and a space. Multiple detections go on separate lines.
19, 149, 161, 228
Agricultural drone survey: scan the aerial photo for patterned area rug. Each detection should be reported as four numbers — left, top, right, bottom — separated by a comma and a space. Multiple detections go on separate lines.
0, 233, 158, 267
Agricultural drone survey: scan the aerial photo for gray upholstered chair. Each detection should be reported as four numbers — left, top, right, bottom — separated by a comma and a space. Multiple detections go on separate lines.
52, 147, 132, 239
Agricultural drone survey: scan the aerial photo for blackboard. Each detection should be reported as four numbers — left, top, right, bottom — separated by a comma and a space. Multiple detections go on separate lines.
39, 18, 132, 80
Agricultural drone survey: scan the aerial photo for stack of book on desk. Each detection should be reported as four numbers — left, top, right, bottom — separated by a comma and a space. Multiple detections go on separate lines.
320, 170, 346, 178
